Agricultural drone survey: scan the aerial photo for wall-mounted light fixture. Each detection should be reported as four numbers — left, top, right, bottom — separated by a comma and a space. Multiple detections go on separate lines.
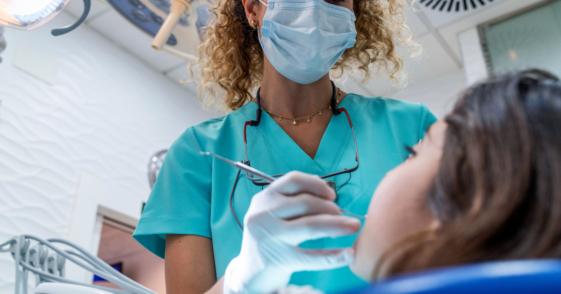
147, 149, 167, 189
0, 25, 5, 63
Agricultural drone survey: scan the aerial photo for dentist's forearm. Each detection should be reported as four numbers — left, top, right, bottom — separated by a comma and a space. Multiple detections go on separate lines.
165, 234, 217, 294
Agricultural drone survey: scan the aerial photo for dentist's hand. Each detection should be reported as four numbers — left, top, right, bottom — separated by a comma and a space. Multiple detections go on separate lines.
223, 172, 361, 294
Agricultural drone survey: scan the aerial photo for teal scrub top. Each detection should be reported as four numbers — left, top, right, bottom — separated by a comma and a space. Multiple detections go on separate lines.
133, 94, 437, 293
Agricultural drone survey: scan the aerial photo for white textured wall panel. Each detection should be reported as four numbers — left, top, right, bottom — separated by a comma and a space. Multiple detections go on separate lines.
0, 12, 216, 293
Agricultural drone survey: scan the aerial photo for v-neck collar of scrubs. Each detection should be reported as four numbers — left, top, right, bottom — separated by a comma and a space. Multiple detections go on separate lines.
236, 95, 358, 176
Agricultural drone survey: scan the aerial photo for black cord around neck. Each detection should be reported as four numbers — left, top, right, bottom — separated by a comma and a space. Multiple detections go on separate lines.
250, 88, 263, 127
330, 81, 341, 116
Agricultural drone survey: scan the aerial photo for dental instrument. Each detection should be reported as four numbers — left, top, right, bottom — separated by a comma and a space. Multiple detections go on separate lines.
192, 138, 367, 221
192, 138, 276, 183
1, 235, 157, 294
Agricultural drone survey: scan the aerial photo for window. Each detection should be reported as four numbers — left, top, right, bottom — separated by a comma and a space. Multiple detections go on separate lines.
479, 0, 561, 78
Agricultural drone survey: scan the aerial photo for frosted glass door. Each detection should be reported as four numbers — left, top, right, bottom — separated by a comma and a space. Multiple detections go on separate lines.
481, 0, 561, 78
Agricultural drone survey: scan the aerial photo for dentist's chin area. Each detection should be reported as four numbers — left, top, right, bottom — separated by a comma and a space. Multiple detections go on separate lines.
2, 0, 561, 294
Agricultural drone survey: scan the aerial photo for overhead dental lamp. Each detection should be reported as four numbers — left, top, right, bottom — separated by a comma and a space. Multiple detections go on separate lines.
0, 0, 91, 35
104, 0, 214, 60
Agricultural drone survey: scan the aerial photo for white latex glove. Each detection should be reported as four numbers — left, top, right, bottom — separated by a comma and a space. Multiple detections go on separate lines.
223, 171, 361, 294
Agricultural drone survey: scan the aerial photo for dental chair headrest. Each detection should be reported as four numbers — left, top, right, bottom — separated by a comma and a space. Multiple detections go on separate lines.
345, 260, 561, 294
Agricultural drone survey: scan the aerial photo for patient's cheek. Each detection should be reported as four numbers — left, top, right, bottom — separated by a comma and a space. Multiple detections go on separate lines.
350, 171, 405, 280
351, 156, 439, 280
352, 121, 445, 280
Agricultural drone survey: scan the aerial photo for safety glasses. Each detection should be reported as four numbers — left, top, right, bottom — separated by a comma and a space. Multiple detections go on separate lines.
242, 107, 359, 186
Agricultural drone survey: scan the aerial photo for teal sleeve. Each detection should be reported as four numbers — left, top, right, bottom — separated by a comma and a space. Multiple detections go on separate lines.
418, 103, 438, 140
133, 127, 212, 259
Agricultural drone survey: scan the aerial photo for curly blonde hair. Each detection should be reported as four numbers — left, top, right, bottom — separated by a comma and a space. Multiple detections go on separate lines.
189, 0, 419, 112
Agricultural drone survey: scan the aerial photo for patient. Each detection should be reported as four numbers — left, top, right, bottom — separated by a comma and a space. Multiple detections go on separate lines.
351, 69, 561, 281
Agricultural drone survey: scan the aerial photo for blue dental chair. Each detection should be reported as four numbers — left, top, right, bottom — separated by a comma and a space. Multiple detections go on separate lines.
345, 260, 561, 294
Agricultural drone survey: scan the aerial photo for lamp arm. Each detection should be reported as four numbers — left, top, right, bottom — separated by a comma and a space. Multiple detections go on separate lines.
51, 0, 91, 36
151, 0, 192, 51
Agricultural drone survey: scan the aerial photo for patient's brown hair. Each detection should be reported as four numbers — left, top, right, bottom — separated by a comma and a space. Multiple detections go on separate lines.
380, 69, 561, 278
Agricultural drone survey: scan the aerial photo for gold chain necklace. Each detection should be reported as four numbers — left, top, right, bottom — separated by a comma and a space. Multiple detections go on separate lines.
260, 88, 341, 125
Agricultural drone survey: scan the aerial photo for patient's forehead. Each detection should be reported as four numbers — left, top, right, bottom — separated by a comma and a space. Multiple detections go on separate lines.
425, 120, 447, 147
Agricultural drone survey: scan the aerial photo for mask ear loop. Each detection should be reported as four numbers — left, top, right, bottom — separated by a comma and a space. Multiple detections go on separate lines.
255, 0, 267, 40
259, 0, 269, 7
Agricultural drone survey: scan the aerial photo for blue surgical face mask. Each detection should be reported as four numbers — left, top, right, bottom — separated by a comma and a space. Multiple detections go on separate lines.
258, 0, 357, 84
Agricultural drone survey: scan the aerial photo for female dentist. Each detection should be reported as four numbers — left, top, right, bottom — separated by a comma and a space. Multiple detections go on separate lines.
133, 0, 437, 293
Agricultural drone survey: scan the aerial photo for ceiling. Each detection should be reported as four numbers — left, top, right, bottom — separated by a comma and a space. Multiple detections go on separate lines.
62, 0, 548, 97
